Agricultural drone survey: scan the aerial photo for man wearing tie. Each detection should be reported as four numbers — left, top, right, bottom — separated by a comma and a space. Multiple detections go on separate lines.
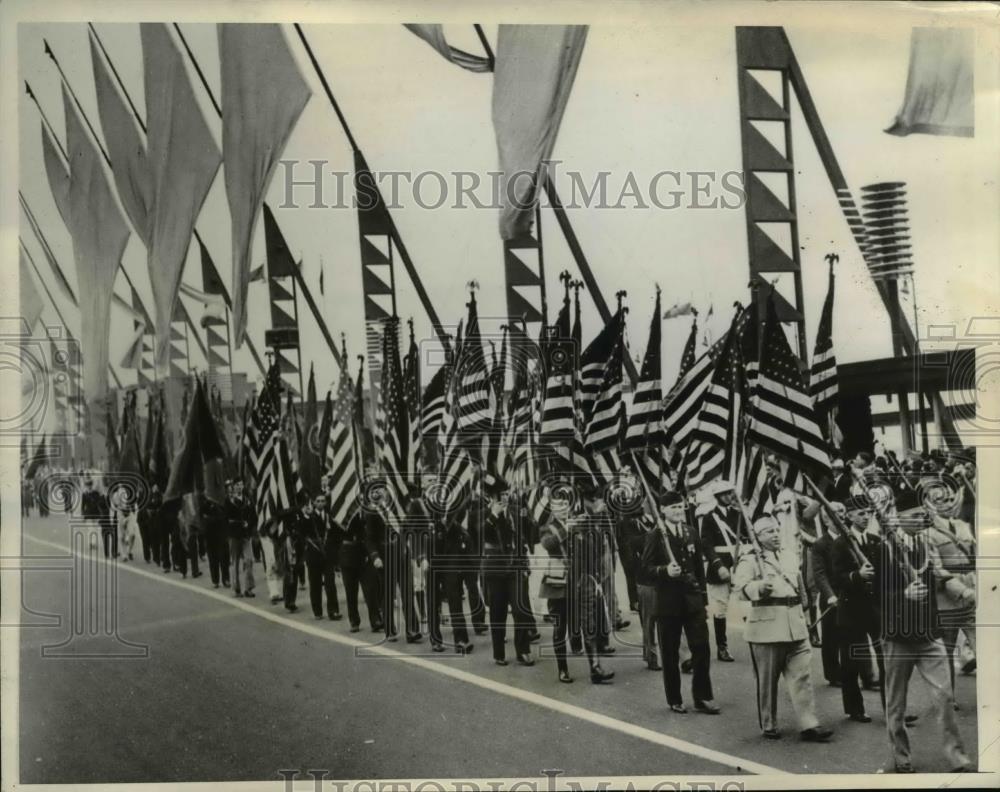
733, 515, 832, 742
641, 490, 722, 715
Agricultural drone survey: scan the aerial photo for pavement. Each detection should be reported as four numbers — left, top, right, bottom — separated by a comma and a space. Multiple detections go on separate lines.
13, 514, 981, 783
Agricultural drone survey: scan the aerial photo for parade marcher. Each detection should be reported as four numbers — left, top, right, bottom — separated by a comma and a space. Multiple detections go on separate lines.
625, 501, 659, 670
82, 478, 114, 559
366, 486, 422, 644
202, 497, 231, 589
303, 492, 342, 620
423, 492, 476, 654
616, 503, 646, 615
146, 484, 163, 568
873, 504, 972, 773
924, 503, 976, 697
340, 503, 384, 633
137, 490, 154, 564
180, 495, 203, 580
698, 479, 750, 662
809, 500, 843, 687
732, 515, 832, 742
641, 489, 720, 714
480, 474, 533, 666
258, 498, 286, 604
278, 492, 309, 613
830, 500, 884, 722
770, 486, 822, 646
224, 480, 255, 598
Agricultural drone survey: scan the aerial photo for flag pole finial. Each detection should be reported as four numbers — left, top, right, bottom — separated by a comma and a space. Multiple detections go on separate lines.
340, 332, 347, 361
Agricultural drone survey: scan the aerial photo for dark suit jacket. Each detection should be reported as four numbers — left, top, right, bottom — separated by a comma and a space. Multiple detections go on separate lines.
831, 531, 880, 629
825, 474, 852, 504
342, 511, 380, 569
640, 523, 721, 616
698, 506, 747, 581
809, 533, 838, 605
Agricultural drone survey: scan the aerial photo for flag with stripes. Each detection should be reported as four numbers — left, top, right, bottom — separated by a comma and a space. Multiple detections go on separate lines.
578, 310, 622, 424
583, 310, 625, 452
810, 260, 839, 414
678, 314, 698, 378
421, 362, 449, 467
681, 305, 750, 492
326, 371, 361, 526
661, 336, 725, 469
404, 323, 422, 486
483, 327, 509, 480
746, 296, 831, 477
625, 290, 662, 449
539, 286, 574, 443
455, 293, 492, 439
376, 317, 409, 531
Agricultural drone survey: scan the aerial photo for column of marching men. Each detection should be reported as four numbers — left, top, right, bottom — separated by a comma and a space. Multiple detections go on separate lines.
25, 443, 977, 774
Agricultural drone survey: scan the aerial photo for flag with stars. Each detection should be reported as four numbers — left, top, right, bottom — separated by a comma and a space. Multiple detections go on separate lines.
625, 290, 663, 449
746, 296, 831, 476
326, 370, 361, 526
376, 317, 409, 530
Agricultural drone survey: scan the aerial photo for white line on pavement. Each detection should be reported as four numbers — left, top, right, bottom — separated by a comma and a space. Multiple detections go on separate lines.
25, 533, 787, 776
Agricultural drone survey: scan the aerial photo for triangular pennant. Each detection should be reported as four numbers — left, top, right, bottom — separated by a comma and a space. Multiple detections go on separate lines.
742, 71, 787, 120
170, 361, 186, 377
504, 249, 541, 287
507, 286, 544, 323
354, 149, 393, 237
278, 350, 299, 375
743, 121, 791, 171
750, 223, 797, 273
362, 263, 393, 295
209, 348, 229, 367
749, 174, 793, 222
263, 203, 298, 278
170, 342, 187, 360
170, 326, 185, 341
268, 277, 296, 303
206, 325, 227, 348
364, 294, 392, 321
271, 300, 297, 329
360, 235, 391, 267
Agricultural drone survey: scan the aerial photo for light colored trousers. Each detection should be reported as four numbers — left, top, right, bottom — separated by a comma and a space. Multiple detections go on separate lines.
882, 638, 969, 770
748, 639, 820, 733
228, 537, 255, 594
260, 536, 283, 599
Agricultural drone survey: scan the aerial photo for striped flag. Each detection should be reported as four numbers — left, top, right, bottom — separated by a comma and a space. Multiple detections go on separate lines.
420, 362, 449, 463
625, 290, 662, 449
678, 315, 698, 378
326, 371, 361, 526
578, 311, 621, 423
251, 363, 288, 532
403, 322, 422, 486
661, 336, 725, 469
584, 310, 625, 453
455, 293, 492, 439
375, 317, 409, 531
810, 260, 839, 413
539, 286, 574, 443
681, 305, 750, 492
746, 296, 832, 477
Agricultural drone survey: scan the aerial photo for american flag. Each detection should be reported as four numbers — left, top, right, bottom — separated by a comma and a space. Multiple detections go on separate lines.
625, 290, 663, 449
578, 311, 621, 424
250, 362, 289, 532
420, 362, 449, 462
483, 327, 509, 481
810, 260, 839, 413
678, 314, 698, 378
376, 317, 410, 531
539, 288, 575, 443
455, 293, 492, 439
661, 336, 725, 470
505, 323, 543, 488
583, 310, 625, 452
403, 322, 422, 486
746, 296, 831, 476
682, 305, 750, 491
326, 370, 361, 526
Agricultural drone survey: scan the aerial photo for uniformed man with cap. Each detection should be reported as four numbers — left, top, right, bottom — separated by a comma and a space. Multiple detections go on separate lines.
733, 514, 833, 742
698, 479, 750, 662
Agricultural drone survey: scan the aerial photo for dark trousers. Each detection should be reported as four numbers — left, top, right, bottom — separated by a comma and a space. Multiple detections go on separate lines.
306, 555, 341, 618
138, 521, 152, 563
187, 535, 201, 577
283, 565, 298, 609
621, 561, 639, 610
656, 606, 713, 706
485, 572, 531, 660
549, 597, 594, 674
160, 523, 173, 571
101, 523, 118, 559
206, 532, 231, 587
820, 606, 841, 684
840, 617, 885, 716
171, 529, 188, 575
342, 564, 381, 629
383, 542, 420, 639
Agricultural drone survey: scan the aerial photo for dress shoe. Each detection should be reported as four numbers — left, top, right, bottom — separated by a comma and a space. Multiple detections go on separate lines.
848, 713, 872, 723
904, 714, 919, 725
387, 634, 399, 642
406, 633, 424, 644
245, 592, 256, 598
800, 727, 833, 742
349, 625, 361, 633
329, 613, 343, 621
694, 700, 721, 715
431, 643, 446, 653
192, 572, 203, 579
213, 583, 220, 589
894, 763, 915, 774
456, 642, 474, 655
809, 636, 822, 648
680, 659, 693, 674
516, 652, 535, 666
717, 648, 735, 662
285, 605, 299, 614
949, 763, 973, 773
270, 595, 282, 604
669, 703, 687, 714
647, 660, 662, 671
615, 620, 631, 630
762, 729, 781, 740
313, 614, 324, 621
558, 670, 574, 684
590, 666, 614, 684
234, 591, 244, 598
494, 658, 508, 666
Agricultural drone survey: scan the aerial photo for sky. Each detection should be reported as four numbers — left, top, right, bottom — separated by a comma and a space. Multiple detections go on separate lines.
16, 4, 1000, 403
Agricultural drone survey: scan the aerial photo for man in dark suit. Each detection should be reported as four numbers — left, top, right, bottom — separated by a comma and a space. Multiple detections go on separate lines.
303, 492, 342, 620
340, 503, 383, 633
825, 459, 852, 503
809, 500, 844, 687
641, 489, 724, 715
831, 501, 884, 723
366, 486, 422, 643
